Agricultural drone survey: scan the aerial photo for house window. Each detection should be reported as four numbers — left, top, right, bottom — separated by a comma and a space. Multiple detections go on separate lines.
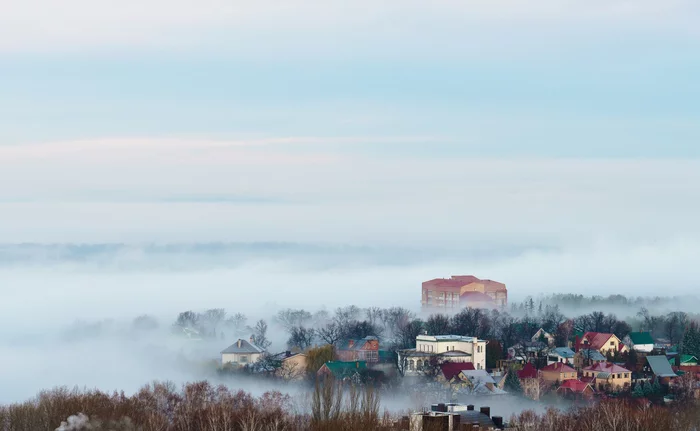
240, 355, 248, 363
610, 341, 614, 346
408, 360, 415, 370
625, 373, 629, 378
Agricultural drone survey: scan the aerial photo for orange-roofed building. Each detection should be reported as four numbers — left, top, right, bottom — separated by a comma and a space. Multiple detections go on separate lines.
422, 275, 507, 311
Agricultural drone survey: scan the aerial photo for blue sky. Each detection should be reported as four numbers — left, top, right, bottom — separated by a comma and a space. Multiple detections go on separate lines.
0, 0, 699, 245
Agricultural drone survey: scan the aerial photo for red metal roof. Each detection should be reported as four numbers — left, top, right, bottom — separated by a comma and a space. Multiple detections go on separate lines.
576, 332, 616, 351
541, 362, 577, 373
558, 379, 593, 393
440, 362, 475, 380
517, 362, 538, 379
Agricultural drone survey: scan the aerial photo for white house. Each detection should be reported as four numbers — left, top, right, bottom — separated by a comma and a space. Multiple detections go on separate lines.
398, 334, 487, 376
221, 338, 264, 366
623, 332, 655, 353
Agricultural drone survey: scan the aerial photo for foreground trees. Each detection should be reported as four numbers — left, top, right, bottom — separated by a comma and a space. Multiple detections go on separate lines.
0, 380, 394, 431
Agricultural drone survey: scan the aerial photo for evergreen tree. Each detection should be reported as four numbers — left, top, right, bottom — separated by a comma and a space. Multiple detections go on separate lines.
643, 380, 653, 397
632, 382, 644, 398
681, 322, 700, 359
504, 369, 523, 394
651, 378, 662, 395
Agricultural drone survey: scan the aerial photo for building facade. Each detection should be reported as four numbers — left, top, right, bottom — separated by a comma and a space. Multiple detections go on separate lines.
398, 334, 488, 376
221, 338, 264, 366
336, 336, 380, 363
421, 275, 507, 311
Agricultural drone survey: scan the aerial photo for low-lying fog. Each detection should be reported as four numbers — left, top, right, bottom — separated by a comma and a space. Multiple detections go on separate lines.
1, 241, 699, 406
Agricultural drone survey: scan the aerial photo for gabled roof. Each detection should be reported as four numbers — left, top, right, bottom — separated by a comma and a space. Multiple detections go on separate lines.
558, 379, 593, 393
459, 369, 496, 385
578, 332, 616, 351
440, 362, 475, 380
221, 339, 264, 354
584, 362, 631, 374
646, 355, 678, 378
627, 332, 654, 345
680, 355, 698, 364
541, 362, 577, 373
517, 363, 538, 379
577, 349, 606, 362
551, 347, 575, 358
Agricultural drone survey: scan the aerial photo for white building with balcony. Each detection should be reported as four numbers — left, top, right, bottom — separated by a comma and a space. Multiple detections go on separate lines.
398, 334, 487, 376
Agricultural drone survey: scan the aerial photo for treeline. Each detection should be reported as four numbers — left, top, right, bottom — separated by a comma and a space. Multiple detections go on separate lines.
512, 293, 700, 315
163, 302, 700, 366
0, 381, 396, 431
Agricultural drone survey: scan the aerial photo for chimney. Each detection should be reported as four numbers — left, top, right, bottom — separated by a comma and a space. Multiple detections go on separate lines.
286, 350, 291, 357
250, 335, 254, 344
492, 416, 504, 429
480, 406, 490, 418
237, 340, 242, 348
356, 361, 359, 368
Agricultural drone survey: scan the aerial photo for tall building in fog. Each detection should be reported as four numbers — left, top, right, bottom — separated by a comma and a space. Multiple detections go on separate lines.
421, 275, 507, 311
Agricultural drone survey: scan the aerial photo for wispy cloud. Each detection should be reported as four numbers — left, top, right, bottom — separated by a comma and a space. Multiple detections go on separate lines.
1, 0, 697, 54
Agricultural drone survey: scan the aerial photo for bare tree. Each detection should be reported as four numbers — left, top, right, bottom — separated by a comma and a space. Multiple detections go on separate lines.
318, 322, 342, 345
250, 319, 271, 350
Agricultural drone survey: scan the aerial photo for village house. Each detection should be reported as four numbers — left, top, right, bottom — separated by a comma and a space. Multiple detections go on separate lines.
457, 370, 506, 395
336, 336, 380, 363
437, 362, 475, 387
421, 275, 507, 311
623, 332, 655, 353
582, 362, 632, 391
644, 355, 678, 385
221, 338, 264, 366
531, 328, 555, 347
398, 334, 487, 376
574, 348, 607, 370
540, 362, 578, 385
317, 361, 366, 381
517, 363, 541, 400
576, 332, 628, 356
508, 341, 549, 362
556, 379, 595, 399
547, 347, 575, 366
273, 351, 308, 380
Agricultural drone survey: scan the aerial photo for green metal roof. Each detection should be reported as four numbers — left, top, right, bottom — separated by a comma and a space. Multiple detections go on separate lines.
323, 361, 367, 378
627, 332, 654, 345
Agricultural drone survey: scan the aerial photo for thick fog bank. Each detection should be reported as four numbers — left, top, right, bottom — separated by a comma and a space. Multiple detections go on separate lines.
1, 241, 699, 404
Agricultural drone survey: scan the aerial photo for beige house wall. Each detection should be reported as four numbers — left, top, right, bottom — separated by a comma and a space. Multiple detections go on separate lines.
541, 370, 577, 384
278, 354, 308, 380
222, 352, 261, 365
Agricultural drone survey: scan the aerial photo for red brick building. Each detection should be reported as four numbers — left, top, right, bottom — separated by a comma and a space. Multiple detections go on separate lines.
422, 275, 507, 311
336, 336, 380, 363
